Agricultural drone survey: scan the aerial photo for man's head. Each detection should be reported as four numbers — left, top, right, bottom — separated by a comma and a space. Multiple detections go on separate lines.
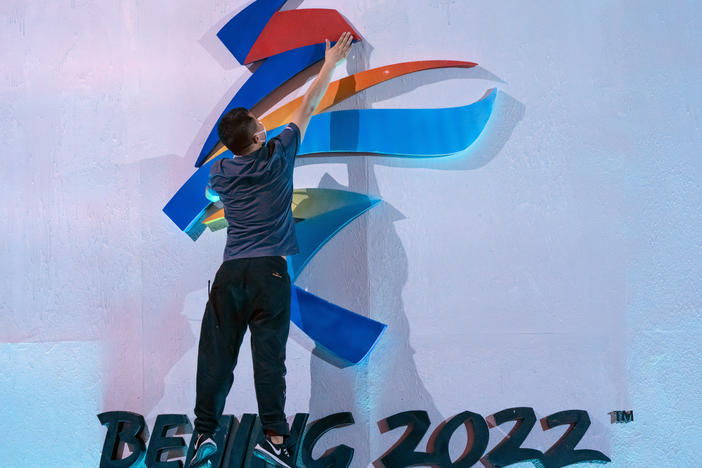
217, 107, 267, 156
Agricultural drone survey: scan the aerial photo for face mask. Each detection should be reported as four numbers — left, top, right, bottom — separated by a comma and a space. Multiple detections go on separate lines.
254, 123, 267, 145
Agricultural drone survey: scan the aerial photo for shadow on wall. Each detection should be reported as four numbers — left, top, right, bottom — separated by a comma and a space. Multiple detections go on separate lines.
294, 39, 524, 466
294, 39, 379, 467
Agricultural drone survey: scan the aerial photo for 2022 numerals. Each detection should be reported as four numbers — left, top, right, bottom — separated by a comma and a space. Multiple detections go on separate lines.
377, 407, 610, 467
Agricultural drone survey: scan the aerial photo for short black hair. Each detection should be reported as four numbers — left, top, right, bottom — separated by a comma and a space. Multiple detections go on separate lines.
217, 107, 256, 154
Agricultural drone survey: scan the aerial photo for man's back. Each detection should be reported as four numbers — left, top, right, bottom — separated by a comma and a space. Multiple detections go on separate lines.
209, 123, 301, 261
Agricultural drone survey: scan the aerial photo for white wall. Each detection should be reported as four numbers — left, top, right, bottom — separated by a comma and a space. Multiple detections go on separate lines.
1, 0, 701, 466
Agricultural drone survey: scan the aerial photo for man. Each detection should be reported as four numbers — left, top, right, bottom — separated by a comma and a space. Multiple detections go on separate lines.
190, 32, 354, 468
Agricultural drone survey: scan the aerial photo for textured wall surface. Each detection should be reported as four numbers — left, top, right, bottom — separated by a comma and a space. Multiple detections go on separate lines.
1, 0, 701, 466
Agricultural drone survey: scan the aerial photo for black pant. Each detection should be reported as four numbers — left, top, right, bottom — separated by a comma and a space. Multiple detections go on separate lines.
194, 256, 291, 437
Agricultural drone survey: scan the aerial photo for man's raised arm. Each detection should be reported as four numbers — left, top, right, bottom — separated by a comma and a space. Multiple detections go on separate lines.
290, 31, 354, 141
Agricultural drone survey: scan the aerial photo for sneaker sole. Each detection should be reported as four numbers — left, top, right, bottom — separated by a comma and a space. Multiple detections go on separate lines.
253, 443, 294, 468
191, 444, 217, 467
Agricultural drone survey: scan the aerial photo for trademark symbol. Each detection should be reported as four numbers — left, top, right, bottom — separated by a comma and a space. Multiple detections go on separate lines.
608, 410, 634, 423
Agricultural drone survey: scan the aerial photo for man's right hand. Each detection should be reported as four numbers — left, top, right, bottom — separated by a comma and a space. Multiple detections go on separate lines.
324, 31, 354, 68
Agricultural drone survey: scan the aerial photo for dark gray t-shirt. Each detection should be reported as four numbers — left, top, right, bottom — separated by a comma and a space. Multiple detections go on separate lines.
208, 123, 300, 261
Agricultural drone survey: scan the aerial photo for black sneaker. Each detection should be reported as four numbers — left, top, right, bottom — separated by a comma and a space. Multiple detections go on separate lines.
254, 436, 297, 468
190, 432, 217, 467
